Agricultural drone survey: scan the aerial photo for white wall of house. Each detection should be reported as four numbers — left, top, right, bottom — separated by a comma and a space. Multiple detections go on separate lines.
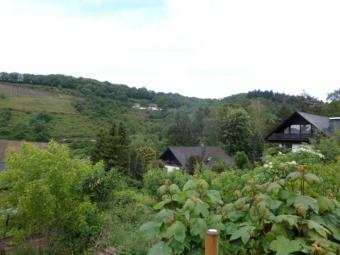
165, 165, 180, 172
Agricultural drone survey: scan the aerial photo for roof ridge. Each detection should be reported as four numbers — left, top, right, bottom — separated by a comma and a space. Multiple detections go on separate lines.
297, 111, 329, 118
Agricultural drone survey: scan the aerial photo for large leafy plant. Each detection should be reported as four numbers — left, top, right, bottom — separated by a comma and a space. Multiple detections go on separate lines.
140, 178, 224, 255
221, 165, 340, 254
141, 165, 340, 254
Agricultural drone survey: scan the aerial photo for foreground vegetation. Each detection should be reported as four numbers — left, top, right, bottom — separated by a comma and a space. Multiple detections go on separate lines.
0, 136, 339, 254
0, 72, 339, 254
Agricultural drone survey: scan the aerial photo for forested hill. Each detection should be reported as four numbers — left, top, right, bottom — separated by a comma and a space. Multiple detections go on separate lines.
0, 72, 209, 109
0, 72, 339, 155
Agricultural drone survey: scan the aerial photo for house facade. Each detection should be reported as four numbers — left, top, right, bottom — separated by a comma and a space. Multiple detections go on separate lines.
266, 111, 340, 150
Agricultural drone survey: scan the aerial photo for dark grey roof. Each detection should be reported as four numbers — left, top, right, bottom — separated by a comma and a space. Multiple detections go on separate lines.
266, 111, 340, 139
0, 162, 5, 171
298, 112, 331, 135
166, 146, 235, 167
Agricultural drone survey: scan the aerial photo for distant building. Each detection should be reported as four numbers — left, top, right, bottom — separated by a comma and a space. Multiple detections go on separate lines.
132, 103, 161, 111
160, 146, 235, 172
266, 111, 340, 151
148, 103, 160, 111
132, 103, 141, 109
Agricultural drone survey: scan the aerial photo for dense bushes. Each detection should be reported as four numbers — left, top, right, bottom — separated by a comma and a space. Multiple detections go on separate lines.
1, 135, 339, 254
0, 142, 104, 253
143, 168, 190, 196
140, 165, 340, 254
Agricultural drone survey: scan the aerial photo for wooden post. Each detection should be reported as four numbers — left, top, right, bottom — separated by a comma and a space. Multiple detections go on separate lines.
205, 229, 218, 255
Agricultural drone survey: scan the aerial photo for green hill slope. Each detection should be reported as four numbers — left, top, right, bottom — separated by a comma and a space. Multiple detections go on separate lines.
0, 72, 338, 154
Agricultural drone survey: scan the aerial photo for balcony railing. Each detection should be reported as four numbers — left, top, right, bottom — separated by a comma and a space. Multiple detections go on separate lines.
267, 133, 313, 141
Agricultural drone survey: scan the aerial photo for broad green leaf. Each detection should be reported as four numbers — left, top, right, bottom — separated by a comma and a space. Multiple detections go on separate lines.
139, 221, 160, 241
169, 184, 180, 195
205, 190, 223, 205
294, 196, 319, 213
183, 180, 197, 191
304, 173, 321, 184
188, 248, 203, 255
267, 182, 281, 194
317, 196, 335, 213
269, 200, 283, 210
154, 199, 171, 210
157, 185, 167, 195
156, 209, 174, 224
230, 225, 255, 244
165, 221, 186, 242
190, 218, 207, 238
193, 202, 209, 218
172, 192, 187, 204
306, 220, 330, 238
225, 222, 237, 235
269, 235, 304, 255
279, 189, 296, 201
274, 214, 300, 227
228, 210, 246, 222
286, 171, 301, 181
148, 241, 172, 255
311, 215, 340, 241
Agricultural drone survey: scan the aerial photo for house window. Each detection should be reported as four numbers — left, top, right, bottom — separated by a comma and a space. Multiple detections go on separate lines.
284, 127, 289, 134
290, 124, 300, 134
301, 124, 311, 134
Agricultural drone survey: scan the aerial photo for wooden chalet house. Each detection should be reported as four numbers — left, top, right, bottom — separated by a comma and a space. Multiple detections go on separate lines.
160, 146, 235, 171
266, 111, 340, 150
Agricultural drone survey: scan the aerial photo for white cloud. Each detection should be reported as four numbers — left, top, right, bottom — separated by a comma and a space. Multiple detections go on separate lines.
0, 0, 339, 100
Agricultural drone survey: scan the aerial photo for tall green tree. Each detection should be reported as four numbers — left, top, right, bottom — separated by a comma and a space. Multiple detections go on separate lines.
192, 106, 209, 143
91, 123, 129, 172
327, 88, 340, 102
168, 111, 196, 146
202, 104, 224, 146
220, 108, 253, 155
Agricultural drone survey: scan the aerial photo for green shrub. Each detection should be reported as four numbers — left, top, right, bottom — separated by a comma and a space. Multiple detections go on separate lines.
308, 163, 340, 200
212, 170, 244, 202
82, 166, 128, 205
11, 245, 38, 255
140, 165, 340, 254
0, 142, 104, 253
143, 168, 167, 195
139, 177, 224, 254
198, 168, 217, 186
96, 190, 154, 255
167, 170, 190, 189
211, 160, 230, 173
312, 130, 340, 162
234, 151, 249, 169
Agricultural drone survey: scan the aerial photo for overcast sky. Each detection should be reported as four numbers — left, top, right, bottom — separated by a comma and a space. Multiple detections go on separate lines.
0, 0, 339, 100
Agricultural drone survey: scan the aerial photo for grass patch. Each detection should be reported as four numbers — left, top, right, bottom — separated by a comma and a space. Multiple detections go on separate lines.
0, 96, 76, 114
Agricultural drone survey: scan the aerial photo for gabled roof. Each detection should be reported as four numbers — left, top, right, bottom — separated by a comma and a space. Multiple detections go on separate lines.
297, 112, 330, 135
266, 111, 339, 139
161, 146, 235, 167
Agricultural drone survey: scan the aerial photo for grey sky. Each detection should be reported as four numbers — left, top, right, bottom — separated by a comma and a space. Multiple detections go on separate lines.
0, 0, 339, 100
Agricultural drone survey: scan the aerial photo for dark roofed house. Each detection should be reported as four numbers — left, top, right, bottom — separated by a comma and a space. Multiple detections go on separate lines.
160, 146, 235, 172
266, 111, 340, 151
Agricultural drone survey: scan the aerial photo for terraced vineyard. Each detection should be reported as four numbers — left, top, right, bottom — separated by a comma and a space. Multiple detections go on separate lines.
0, 82, 99, 140
0, 83, 76, 114
0, 83, 53, 97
